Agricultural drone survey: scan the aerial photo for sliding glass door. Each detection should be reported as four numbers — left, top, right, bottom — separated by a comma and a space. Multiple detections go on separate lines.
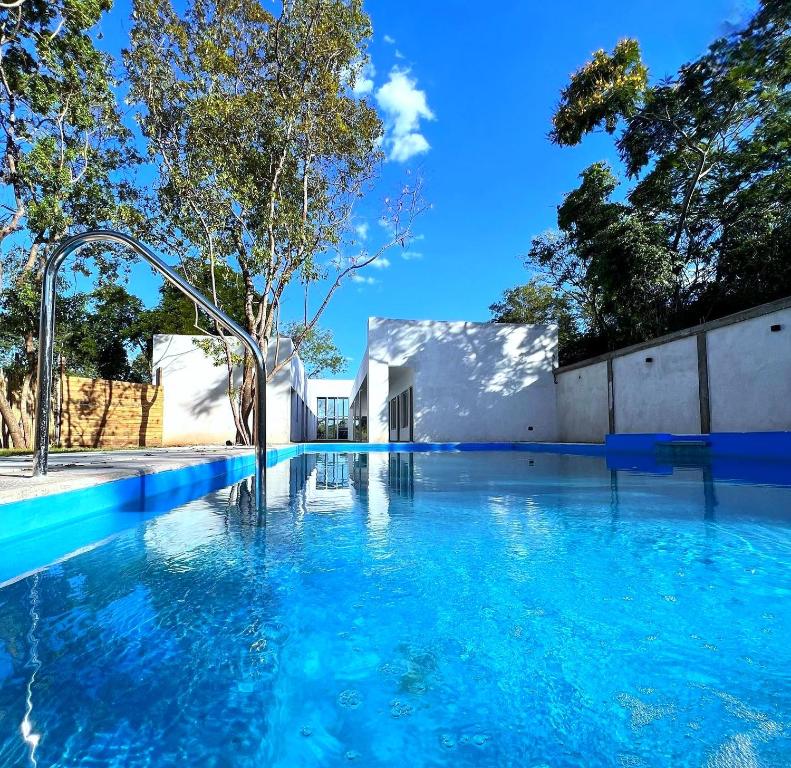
316, 397, 349, 440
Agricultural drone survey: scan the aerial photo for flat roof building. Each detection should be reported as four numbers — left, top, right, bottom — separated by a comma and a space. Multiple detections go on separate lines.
349, 317, 558, 444
153, 317, 558, 446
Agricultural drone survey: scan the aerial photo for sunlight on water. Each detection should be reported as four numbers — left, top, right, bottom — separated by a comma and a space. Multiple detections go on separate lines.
0, 451, 789, 767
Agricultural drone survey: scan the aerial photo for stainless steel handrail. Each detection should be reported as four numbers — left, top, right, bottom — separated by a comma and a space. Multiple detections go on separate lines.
31, 229, 266, 508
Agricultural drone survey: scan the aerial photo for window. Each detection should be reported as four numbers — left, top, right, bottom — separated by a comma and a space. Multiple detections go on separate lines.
400, 390, 409, 429
316, 397, 349, 440
389, 398, 397, 431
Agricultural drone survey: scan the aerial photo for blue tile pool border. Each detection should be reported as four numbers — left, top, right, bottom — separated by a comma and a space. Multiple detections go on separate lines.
605, 431, 791, 460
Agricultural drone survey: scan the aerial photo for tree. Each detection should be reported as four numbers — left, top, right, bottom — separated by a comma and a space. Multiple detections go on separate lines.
59, 285, 148, 382
524, 163, 673, 357
550, 38, 648, 147
550, 5, 790, 315
489, 278, 580, 357
284, 322, 346, 377
125, 0, 424, 443
0, 0, 138, 446
519, 0, 790, 364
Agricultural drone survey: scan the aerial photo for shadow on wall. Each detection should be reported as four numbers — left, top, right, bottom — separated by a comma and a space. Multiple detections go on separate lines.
370, 321, 558, 442
155, 335, 240, 422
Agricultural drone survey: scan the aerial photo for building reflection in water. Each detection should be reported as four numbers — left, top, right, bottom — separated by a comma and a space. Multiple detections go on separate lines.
388, 452, 414, 498
274, 451, 417, 502
220, 450, 738, 532
235, 451, 418, 534
316, 453, 350, 489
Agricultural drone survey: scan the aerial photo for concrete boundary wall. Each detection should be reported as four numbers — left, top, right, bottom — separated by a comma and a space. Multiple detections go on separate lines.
556, 361, 608, 443
555, 296, 791, 442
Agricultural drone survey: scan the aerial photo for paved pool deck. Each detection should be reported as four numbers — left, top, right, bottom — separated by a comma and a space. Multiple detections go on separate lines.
0, 446, 257, 505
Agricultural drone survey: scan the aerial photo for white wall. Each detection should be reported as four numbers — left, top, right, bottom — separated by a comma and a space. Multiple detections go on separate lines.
707, 307, 791, 432
387, 366, 414, 402
556, 362, 609, 443
355, 317, 558, 443
152, 335, 309, 446
613, 336, 701, 434
554, 300, 791, 439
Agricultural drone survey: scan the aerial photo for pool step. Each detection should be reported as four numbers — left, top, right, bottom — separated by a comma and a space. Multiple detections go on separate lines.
655, 438, 711, 458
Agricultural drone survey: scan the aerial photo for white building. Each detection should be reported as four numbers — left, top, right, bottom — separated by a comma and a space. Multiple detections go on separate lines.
152, 317, 558, 446
152, 335, 311, 445
349, 318, 558, 443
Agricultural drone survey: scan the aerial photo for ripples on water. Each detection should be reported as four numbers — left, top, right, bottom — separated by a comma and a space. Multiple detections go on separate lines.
0, 451, 789, 767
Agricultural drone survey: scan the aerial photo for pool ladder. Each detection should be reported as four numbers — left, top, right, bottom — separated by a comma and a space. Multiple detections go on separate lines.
31, 230, 267, 508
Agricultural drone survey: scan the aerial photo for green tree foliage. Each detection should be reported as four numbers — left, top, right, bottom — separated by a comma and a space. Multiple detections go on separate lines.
0, 0, 140, 446
125, 0, 423, 442
489, 278, 579, 354
551, 39, 648, 146
518, 0, 790, 364
136, 258, 248, 341
283, 322, 346, 377
59, 285, 148, 382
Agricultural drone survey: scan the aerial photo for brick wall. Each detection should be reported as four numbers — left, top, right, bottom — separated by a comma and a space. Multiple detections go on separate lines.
59, 375, 163, 449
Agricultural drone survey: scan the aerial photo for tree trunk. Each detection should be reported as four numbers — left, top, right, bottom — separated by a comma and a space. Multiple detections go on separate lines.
670, 148, 708, 311
0, 374, 26, 448
18, 331, 38, 447
217, 340, 249, 445
239, 356, 254, 444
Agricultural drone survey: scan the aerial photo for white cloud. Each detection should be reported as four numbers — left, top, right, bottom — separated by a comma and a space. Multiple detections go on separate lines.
383, 34, 396, 44
354, 222, 369, 241
350, 273, 378, 285
370, 257, 391, 269
395, 49, 405, 60
389, 133, 430, 162
351, 59, 375, 96
375, 69, 434, 163
401, 250, 423, 260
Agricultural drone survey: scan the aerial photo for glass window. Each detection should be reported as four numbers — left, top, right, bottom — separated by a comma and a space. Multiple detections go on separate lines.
316, 397, 350, 440
400, 391, 409, 428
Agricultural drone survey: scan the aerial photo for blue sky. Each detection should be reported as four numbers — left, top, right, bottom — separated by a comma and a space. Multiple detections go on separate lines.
97, 0, 750, 377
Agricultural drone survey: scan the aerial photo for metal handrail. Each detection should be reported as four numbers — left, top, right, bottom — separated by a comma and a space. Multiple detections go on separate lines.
32, 229, 266, 508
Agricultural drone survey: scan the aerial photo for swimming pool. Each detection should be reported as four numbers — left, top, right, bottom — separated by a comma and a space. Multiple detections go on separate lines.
0, 449, 789, 766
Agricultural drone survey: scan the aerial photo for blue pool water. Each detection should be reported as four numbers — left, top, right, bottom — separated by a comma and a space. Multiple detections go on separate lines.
0, 450, 789, 767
